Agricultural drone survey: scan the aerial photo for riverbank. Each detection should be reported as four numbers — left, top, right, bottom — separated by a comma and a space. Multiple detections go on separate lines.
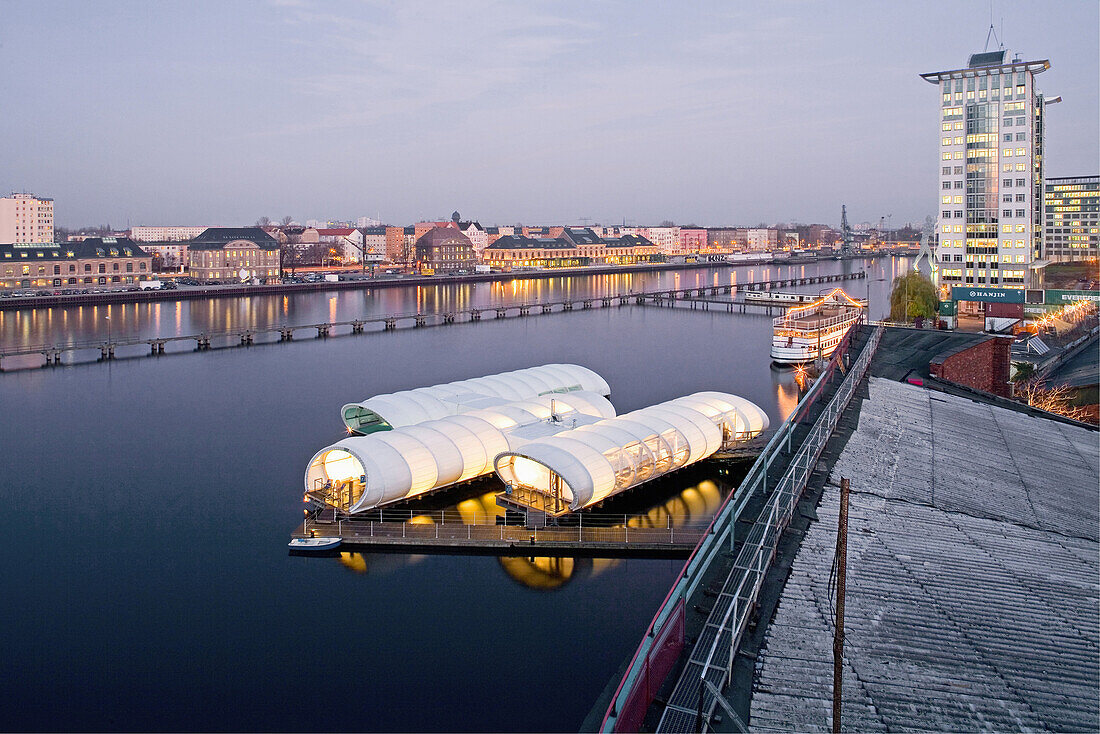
0, 252, 901, 311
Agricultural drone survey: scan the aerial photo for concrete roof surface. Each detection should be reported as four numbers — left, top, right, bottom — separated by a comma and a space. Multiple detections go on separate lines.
749, 378, 1099, 732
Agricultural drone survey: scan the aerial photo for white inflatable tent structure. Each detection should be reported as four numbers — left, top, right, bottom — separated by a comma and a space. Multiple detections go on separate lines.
304, 364, 770, 518
493, 392, 768, 515
340, 363, 611, 434
306, 391, 615, 512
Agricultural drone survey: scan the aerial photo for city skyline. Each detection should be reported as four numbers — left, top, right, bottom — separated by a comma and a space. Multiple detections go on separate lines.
1, 1, 1097, 228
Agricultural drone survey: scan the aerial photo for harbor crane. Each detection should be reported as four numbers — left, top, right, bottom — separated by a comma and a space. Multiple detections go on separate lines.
840, 205, 855, 255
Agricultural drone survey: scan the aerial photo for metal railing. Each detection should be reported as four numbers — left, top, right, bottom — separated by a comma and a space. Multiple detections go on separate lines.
298, 511, 714, 548
679, 325, 881, 733
599, 323, 881, 733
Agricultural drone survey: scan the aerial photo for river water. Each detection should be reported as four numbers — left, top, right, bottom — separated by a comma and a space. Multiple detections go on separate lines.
0, 257, 908, 731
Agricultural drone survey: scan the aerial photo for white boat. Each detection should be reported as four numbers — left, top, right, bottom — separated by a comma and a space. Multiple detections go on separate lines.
288, 536, 342, 550
726, 252, 771, 264
771, 288, 864, 365
748, 290, 869, 307
745, 291, 821, 305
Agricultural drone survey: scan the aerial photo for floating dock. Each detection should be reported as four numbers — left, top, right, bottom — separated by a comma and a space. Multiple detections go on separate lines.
290, 515, 709, 558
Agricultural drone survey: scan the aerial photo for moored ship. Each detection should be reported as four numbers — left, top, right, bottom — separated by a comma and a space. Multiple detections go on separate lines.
770, 288, 864, 365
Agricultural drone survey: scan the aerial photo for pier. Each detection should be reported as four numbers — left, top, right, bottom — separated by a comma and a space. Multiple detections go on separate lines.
0, 271, 865, 370
290, 510, 713, 558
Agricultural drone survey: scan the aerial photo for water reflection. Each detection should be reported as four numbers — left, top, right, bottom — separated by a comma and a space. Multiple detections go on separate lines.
326, 474, 734, 590
0, 258, 910, 347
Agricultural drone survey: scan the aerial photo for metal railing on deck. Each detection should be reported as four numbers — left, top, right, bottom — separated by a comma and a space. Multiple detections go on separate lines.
599, 323, 882, 733
678, 325, 882, 733
299, 509, 715, 547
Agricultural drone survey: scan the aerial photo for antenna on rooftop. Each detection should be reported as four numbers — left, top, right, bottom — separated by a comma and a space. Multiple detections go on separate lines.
983, 1, 1003, 51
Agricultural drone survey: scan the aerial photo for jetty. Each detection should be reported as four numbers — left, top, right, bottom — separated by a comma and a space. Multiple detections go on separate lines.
1, 271, 864, 370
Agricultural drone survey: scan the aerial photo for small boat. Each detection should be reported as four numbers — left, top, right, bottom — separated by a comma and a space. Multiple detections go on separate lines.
771, 288, 864, 365
288, 536, 342, 551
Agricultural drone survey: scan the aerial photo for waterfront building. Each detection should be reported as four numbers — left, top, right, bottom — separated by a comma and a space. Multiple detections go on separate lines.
187, 227, 279, 282
140, 241, 189, 270
314, 227, 361, 263
679, 227, 708, 254
414, 227, 475, 272
639, 226, 680, 254
128, 225, 206, 242
746, 228, 778, 251
384, 226, 406, 263
1044, 175, 1099, 262
414, 220, 456, 242
355, 226, 387, 264
459, 221, 488, 257
706, 228, 745, 253
922, 50, 1052, 289
0, 237, 151, 290
0, 193, 54, 244
483, 229, 659, 270
601, 234, 660, 263
484, 235, 588, 270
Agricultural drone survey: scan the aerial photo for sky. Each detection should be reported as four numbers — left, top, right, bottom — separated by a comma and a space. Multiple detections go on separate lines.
0, 0, 1096, 229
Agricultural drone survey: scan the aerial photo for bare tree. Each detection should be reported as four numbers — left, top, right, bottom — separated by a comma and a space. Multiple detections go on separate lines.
281, 216, 293, 227
256, 216, 271, 227
659, 219, 675, 227
1018, 380, 1091, 422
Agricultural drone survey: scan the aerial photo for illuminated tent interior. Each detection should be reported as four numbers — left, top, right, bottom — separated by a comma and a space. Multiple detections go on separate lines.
340, 363, 612, 434
306, 391, 616, 512
493, 392, 768, 515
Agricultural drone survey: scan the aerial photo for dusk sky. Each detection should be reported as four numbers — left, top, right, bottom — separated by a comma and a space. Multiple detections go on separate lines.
1, 0, 1096, 229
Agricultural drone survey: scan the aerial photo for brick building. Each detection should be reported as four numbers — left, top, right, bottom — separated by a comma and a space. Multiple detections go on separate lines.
0, 237, 152, 290
415, 227, 475, 273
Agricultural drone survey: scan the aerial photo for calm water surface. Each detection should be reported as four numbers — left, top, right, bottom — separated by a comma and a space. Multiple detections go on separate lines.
0, 259, 908, 731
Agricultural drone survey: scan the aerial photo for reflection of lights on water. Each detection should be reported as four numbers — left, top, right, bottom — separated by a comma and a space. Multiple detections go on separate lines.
498, 556, 576, 590
339, 552, 368, 573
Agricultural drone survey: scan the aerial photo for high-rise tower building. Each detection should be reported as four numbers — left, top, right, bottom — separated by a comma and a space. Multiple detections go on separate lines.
1044, 176, 1099, 263
921, 50, 1051, 289
0, 193, 54, 244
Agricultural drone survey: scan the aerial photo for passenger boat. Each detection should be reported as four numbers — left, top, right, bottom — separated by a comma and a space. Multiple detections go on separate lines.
771, 288, 864, 365
745, 291, 821, 305
288, 536, 342, 551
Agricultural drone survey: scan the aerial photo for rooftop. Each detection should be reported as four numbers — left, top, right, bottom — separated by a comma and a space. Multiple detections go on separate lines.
189, 227, 278, 251
0, 238, 149, 259
749, 377, 1099, 732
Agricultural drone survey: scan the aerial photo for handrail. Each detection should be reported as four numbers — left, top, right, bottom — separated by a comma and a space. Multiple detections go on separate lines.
684, 326, 882, 733
599, 322, 873, 733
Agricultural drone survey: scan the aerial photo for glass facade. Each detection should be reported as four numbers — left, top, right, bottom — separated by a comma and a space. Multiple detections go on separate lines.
1044, 176, 1100, 262
924, 54, 1049, 289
